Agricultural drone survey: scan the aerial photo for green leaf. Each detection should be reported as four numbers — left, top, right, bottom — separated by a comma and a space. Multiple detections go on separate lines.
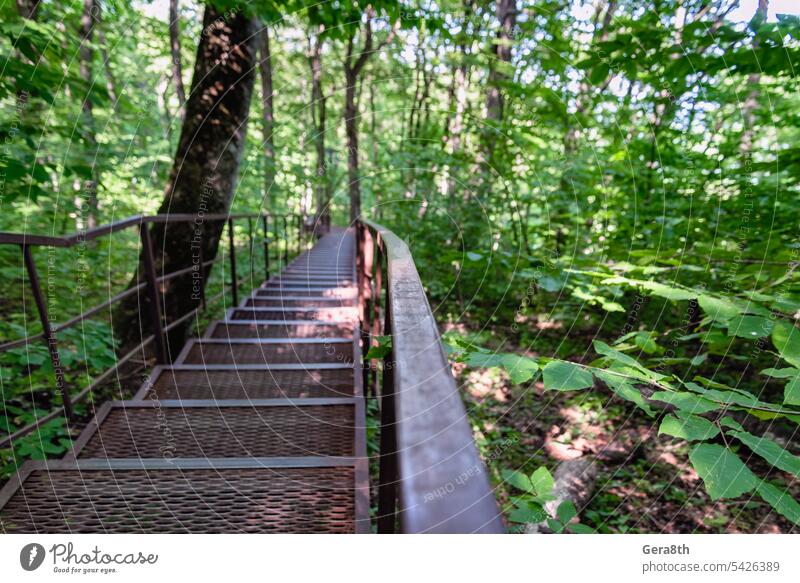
785, 376, 800, 406
688, 444, 759, 500
556, 500, 577, 524
542, 360, 594, 391
719, 417, 744, 431
595, 370, 654, 416
568, 523, 596, 534
365, 344, 392, 359
589, 62, 610, 84
756, 480, 800, 526
508, 503, 548, 524
727, 315, 773, 339
640, 281, 697, 301
690, 353, 708, 366
698, 294, 742, 322
730, 431, 800, 477
529, 466, 555, 499
546, 518, 565, 533
502, 469, 532, 492
659, 413, 720, 441
651, 391, 719, 414
465, 251, 482, 261
466, 351, 505, 368
761, 367, 800, 379
501, 354, 539, 384
773, 321, 800, 367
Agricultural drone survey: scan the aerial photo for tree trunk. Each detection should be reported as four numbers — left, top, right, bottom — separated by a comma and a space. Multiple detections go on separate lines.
344, 64, 360, 222
479, 0, 517, 189
79, 0, 99, 228
343, 10, 397, 223
96, 28, 118, 104
168, 0, 186, 112
15, 0, 38, 19
308, 28, 328, 230
114, 6, 259, 355
259, 25, 276, 206
740, 0, 769, 154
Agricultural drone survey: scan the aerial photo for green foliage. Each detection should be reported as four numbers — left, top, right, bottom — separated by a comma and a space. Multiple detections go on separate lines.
504, 466, 594, 533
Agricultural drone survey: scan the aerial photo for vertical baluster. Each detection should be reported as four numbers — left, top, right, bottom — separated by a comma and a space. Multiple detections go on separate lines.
377, 287, 397, 534
262, 214, 270, 280
22, 245, 73, 419
197, 230, 206, 310
247, 217, 254, 281
282, 216, 289, 266
140, 224, 167, 364
359, 227, 373, 395
228, 218, 238, 306
372, 239, 383, 397
296, 214, 302, 256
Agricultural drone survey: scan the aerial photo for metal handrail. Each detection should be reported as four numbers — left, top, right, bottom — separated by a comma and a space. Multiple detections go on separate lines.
357, 219, 504, 534
0, 212, 311, 447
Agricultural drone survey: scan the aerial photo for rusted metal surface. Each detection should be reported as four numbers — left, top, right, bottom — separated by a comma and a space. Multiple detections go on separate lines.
0, 212, 305, 444
0, 227, 368, 534
0, 461, 359, 533
72, 400, 358, 459
360, 219, 504, 534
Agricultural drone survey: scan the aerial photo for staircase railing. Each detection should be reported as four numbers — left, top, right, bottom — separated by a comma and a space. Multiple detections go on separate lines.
0, 212, 310, 448
357, 219, 504, 533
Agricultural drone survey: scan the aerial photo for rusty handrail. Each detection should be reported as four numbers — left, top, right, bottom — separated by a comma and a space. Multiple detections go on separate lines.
0, 211, 310, 447
358, 219, 504, 534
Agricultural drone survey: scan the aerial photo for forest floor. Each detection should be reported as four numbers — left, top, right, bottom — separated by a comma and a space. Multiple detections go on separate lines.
452, 328, 800, 534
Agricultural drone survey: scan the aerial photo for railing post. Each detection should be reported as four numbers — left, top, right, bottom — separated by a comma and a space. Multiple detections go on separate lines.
197, 231, 206, 309
372, 240, 383, 397
377, 293, 397, 533
140, 225, 167, 364
282, 216, 289, 265
296, 214, 302, 256
22, 245, 73, 419
228, 218, 238, 306
262, 214, 270, 280
247, 217, 254, 281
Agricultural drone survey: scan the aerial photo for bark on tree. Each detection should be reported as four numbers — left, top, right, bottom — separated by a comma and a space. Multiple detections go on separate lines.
343, 9, 397, 223
740, 0, 769, 154
308, 26, 328, 230
79, 0, 99, 228
169, 0, 186, 112
259, 25, 276, 205
114, 6, 259, 355
478, 0, 517, 189
15, 0, 38, 19
96, 28, 117, 104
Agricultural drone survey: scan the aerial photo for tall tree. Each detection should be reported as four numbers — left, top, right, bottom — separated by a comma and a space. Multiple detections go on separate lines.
115, 5, 260, 353
259, 25, 276, 205
168, 0, 186, 112
478, 0, 517, 191
343, 7, 397, 222
79, 0, 99, 228
308, 25, 328, 229
15, 0, 38, 19
740, 0, 769, 154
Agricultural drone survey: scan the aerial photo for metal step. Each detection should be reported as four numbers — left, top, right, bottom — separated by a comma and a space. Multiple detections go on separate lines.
243, 297, 356, 308
69, 399, 360, 459
228, 307, 358, 321
135, 365, 357, 400
174, 338, 354, 365
205, 320, 355, 339
254, 287, 357, 298
0, 458, 368, 533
